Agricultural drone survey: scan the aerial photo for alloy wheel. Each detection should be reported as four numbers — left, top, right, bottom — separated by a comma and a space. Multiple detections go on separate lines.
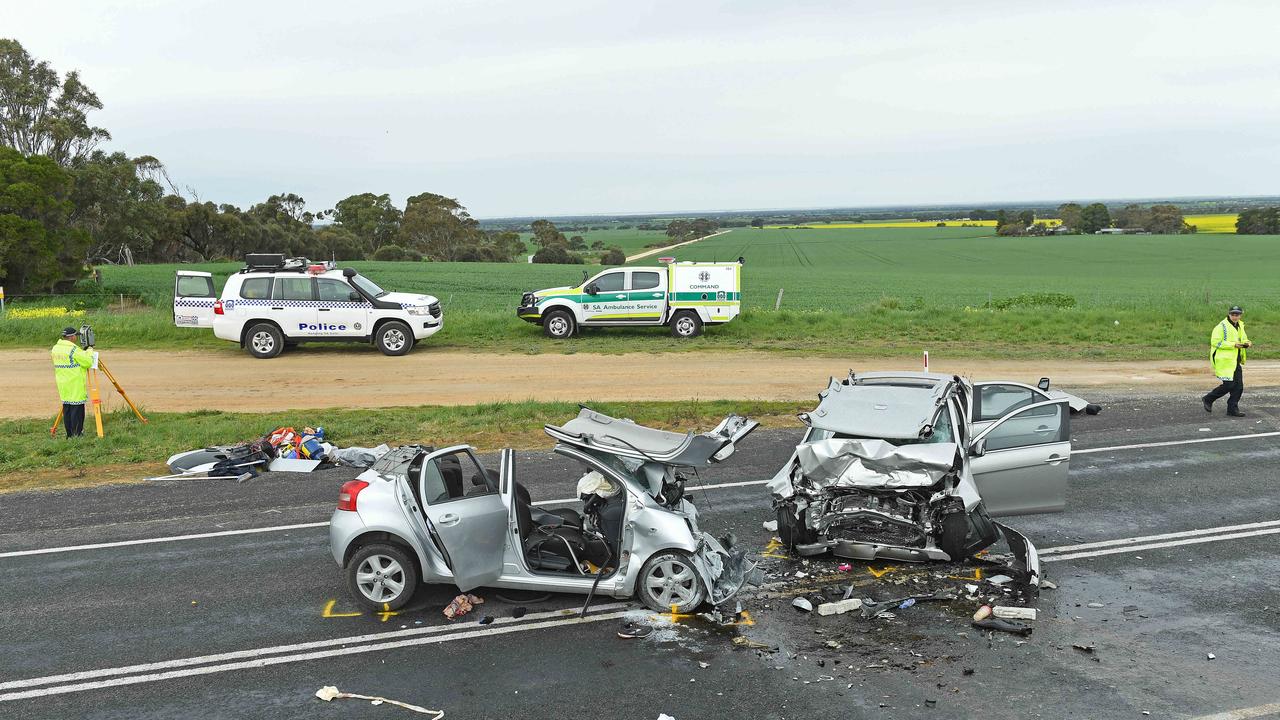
643, 558, 698, 608
355, 554, 406, 603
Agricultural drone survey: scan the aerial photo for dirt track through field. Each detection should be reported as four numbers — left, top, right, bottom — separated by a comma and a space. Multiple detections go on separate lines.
4, 349, 1276, 419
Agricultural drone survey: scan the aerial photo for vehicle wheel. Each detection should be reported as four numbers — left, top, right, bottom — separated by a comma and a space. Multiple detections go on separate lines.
245, 323, 284, 359
376, 321, 414, 356
636, 551, 705, 613
776, 505, 817, 547
346, 543, 419, 611
543, 309, 576, 339
670, 311, 703, 338
938, 511, 969, 561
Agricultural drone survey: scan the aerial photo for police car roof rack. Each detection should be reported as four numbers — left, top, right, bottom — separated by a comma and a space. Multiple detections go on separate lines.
240, 254, 314, 274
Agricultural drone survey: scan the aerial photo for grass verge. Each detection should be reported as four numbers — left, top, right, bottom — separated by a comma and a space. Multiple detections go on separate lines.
0, 400, 807, 494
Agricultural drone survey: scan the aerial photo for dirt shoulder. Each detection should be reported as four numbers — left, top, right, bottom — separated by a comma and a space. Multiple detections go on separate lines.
2, 348, 1270, 419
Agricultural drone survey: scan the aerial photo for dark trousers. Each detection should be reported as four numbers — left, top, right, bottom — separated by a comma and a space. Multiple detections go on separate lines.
63, 403, 85, 438
1205, 365, 1244, 412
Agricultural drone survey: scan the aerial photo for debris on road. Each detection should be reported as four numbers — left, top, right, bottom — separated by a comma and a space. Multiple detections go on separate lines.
817, 598, 863, 616
1073, 643, 1097, 654
442, 593, 484, 620
993, 606, 1038, 621
973, 605, 993, 621
617, 622, 655, 639
1207, 653, 1216, 660
762, 520, 779, 531
314, 686, 444, 717
972, 618, 1033, 636
792, 597, 814, 612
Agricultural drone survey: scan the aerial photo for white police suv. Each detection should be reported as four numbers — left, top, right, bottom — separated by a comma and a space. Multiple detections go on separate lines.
174, 254, 442, 358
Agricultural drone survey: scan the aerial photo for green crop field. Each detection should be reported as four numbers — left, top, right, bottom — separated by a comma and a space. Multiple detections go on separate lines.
1, 227, 1272, 359
518, 228, 671, 258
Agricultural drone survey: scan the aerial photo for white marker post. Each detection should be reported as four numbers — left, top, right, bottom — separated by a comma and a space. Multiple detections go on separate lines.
923, 350, 929, 372
0, 285, 5, 313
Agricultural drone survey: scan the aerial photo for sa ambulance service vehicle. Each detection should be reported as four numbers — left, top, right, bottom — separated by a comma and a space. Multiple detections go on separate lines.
517, 259, 743, 339
173, 254, 443, 359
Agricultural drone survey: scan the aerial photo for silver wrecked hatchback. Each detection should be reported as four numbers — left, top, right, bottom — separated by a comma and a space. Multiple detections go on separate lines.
330, 409, 760, 612
770, 371, 1074, 585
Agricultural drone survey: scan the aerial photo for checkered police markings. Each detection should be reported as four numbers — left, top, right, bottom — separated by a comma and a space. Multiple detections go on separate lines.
174, 299, 215, 308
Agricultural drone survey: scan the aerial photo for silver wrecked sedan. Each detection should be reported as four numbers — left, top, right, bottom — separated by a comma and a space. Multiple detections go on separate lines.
770, 372, 1073, 584
330, 409, 760, 612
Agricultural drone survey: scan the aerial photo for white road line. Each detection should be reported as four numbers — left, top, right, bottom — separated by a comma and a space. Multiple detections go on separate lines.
1040, 518, 1280, 556
0, 602, 627, 692
0, 522, 329, 559
1043, 527, 1280, 563
0, 610, 630, 703
4, 430, 1278, 560
1190, 702, 1280, 720
1072, 430, 1280, 455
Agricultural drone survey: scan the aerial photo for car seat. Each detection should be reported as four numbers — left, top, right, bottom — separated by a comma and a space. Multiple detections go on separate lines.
512, 483, 610, 571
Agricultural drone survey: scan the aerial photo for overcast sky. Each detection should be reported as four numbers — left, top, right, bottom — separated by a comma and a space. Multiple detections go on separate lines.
8, 1, 1279, 218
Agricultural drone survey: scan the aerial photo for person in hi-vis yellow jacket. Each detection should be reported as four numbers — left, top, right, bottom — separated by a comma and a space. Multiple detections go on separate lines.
51, 326, 98, 437
1202, 306, 1251, 417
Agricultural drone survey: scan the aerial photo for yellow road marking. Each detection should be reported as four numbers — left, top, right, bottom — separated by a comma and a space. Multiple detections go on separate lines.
947, 568, 983, 581
378, 602, 399, 623
655, 604, 695, 623
321, 599, 361, 618
761, 538, 789, 559
867, 565, 898, 578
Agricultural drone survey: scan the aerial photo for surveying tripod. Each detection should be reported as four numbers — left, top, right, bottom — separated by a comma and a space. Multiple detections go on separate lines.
50, 359, 147, 438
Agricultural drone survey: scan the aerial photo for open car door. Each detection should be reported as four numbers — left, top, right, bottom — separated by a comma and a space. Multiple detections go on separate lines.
415, 445, 508, 591
173, 271, 216, 328
969, 399, 1070, 516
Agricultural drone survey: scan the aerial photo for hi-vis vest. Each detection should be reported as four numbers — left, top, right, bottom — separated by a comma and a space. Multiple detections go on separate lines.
1210, 318, 1248, 379
51, 339, 92, 404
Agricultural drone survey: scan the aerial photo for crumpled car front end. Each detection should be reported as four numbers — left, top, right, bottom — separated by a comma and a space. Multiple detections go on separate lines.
691, 532, 763, 606
770, 437, 999, 564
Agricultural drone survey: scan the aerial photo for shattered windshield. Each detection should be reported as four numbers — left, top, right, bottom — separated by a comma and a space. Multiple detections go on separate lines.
580, 448, 646, 490
350, 274, 389, 298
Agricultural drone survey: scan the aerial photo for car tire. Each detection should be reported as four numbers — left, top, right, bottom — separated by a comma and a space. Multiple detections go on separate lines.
670, 311, 703, 338
245, 323, 284, 359
776, 505, 817, 548
376, 321, 414, 356
636, 550, 706, 613
346, 543, 419, 611
543, 309, 576, 339
939, 511, 970, 561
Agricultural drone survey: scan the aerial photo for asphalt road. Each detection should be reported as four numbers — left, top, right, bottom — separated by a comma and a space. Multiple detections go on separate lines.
2, 389, 1280, 719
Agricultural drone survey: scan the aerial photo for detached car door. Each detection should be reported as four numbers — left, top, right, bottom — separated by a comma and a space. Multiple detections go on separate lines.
969, 399, 1070, 516
173, 271, 217, 328
417, 446, 507, 591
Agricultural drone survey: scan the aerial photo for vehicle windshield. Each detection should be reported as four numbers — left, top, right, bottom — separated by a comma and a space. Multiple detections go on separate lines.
350, 274, 388, 298
807, 405, 955, 446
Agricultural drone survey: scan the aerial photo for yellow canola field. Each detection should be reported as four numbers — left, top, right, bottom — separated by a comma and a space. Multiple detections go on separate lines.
771, 218, 1061, 229
1184, 214, 1237, 233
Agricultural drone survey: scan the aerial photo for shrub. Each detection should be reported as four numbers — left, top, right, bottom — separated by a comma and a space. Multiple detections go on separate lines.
987, 293, 1076, 310
372, 245, 421, 262
600, 247, 626, 265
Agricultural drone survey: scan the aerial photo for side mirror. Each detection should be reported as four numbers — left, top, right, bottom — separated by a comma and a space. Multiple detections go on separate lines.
1037, 377, 1050, 391
349, 291, 362, 302
969, 438, 987, 457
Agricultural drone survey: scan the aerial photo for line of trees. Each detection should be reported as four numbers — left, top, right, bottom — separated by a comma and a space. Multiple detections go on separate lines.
1236, 207, 1280, 235
0, 38, 545, 294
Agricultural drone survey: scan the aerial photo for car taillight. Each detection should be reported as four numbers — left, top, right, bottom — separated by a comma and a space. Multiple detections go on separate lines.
213, 300, 224, 315
337, 480, 369, 511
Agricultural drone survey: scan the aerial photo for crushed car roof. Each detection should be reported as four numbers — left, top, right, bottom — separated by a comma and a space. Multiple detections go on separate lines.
544, 408, 757, 466
797, 372, 968, 440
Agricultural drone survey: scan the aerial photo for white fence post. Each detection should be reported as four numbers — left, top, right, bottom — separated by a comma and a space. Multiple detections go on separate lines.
774, 288, 784, 311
